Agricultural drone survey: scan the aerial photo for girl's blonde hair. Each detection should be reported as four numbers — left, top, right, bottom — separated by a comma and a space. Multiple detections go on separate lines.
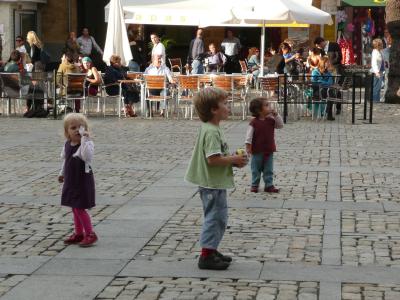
63, 113, 89, 139
26, 31, 43, 49
372, 38, 383, 50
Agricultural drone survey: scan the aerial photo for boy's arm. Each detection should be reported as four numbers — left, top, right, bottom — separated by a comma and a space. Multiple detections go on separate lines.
207, 154, 247, 168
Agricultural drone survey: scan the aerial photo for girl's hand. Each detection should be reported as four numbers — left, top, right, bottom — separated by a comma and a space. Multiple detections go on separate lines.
375, 72, 380, 78
79, 126, 89, 137
58, 176, 64, 183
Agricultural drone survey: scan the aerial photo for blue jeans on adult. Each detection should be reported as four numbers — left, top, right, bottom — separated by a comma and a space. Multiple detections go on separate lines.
198, 187, 227, 249
128, 60, 140, 72
191, 59, 204, 74
251, 153, 274, 188
373, 74, 383, 102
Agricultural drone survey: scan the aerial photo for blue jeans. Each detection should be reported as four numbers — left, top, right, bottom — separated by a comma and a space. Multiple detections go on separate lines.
373, 74, 383, 102
128, 60, 140, 72
191, 59, 204, 74
199, 187, 227, 249
250, 153, 274, 188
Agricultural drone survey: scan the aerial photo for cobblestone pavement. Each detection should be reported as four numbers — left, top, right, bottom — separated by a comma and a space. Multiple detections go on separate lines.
1, 104, 400, 299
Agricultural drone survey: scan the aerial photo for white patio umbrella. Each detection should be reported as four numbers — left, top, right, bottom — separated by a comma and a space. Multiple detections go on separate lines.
231, 0, 333, 76
103, 0, 132, 66
105, 0, 235, 27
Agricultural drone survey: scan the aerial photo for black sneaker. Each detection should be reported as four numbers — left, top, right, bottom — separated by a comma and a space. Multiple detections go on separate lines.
198, 252, 230, 270
215, 250, 232, 262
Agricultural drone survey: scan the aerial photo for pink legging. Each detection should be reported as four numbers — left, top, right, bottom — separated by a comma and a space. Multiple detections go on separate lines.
72, 208, 93, 235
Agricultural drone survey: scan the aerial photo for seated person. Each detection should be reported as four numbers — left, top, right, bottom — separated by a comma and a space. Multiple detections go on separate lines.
311, 56, 334, 121
144, 54, 175, 117
4, 50, 32, 111
206, 43, 226, 73
265, 47, 285, 75
57, 52, 80, 96
247, 48, 262, 77
104, 55, 139, 117
4, 50, 23, 73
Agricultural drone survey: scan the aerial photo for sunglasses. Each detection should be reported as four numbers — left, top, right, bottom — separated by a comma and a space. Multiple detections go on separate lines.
16, 39, 22, 42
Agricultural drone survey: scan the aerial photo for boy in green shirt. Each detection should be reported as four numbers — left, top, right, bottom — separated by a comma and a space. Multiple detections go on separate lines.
185, 87, 247, 270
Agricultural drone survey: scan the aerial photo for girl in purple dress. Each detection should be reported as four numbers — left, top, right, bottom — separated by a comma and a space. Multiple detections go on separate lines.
58, 113, 97, 247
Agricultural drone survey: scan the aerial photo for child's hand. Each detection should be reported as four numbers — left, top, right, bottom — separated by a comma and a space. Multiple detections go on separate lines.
58, 176, 64, 183
245, 144, 252, 155
79, 126, 89, 137
232, 154, 248, 168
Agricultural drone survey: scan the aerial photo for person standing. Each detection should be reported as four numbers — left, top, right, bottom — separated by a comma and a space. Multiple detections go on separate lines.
221, 30, 241, 74
77, 28, 103, 58
128, 30, 145, 72
314, 37, 343, 114
58, 113, 98, 247
65, 31, 80, 60
77, 28, 104, 70
150, 33, 166, 65
26, 31, 43, 71
246, 98, 283, 193
370, 38, 385, 102
185, 87, 248, 270
186, 29, 205, 74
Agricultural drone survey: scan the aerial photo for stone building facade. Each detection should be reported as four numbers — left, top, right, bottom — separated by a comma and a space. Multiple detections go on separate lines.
0, 0, 77, 62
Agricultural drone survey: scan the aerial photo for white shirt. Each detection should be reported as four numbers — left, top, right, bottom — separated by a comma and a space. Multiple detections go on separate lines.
221, 37, 241, 56
151, 42, 166, 65
59, 136, 94, 176
16, 45, 27, 54
144, 64, 173, 83
370, 49, 384, 74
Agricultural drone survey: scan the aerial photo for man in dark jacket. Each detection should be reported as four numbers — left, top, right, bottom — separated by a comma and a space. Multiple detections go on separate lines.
186, 28, 205, 74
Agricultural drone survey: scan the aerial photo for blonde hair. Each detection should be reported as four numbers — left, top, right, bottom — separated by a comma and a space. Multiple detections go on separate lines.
63, 113, 89, 139
372, 38, 383, 50
193, 87, 228, 122
26, 31, 43, 48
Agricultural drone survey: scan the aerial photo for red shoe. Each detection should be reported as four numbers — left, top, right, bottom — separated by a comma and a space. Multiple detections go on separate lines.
250, 186, 258, 193
79, 232, 98, 247
265, 186, 279, 193
64, 233, 84, 244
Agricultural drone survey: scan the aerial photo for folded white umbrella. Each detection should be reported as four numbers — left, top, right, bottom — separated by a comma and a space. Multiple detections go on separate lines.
103, 0, 133, 66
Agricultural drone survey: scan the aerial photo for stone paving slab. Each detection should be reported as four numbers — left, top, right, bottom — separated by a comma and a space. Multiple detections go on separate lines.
95, 277, 319, 300
260, 263, 400, 284
342, 283, 400, 300
35, 258, 127, 276
57, 237, 148, 260
93, 219, 164, 238
0, 256, 51, 274
0, 275, 112, 300
107, 205, 181, 221
119, 260, 263, 280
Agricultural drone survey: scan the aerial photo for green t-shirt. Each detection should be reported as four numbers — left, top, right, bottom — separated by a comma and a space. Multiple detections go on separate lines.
185, 122, 234, 189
